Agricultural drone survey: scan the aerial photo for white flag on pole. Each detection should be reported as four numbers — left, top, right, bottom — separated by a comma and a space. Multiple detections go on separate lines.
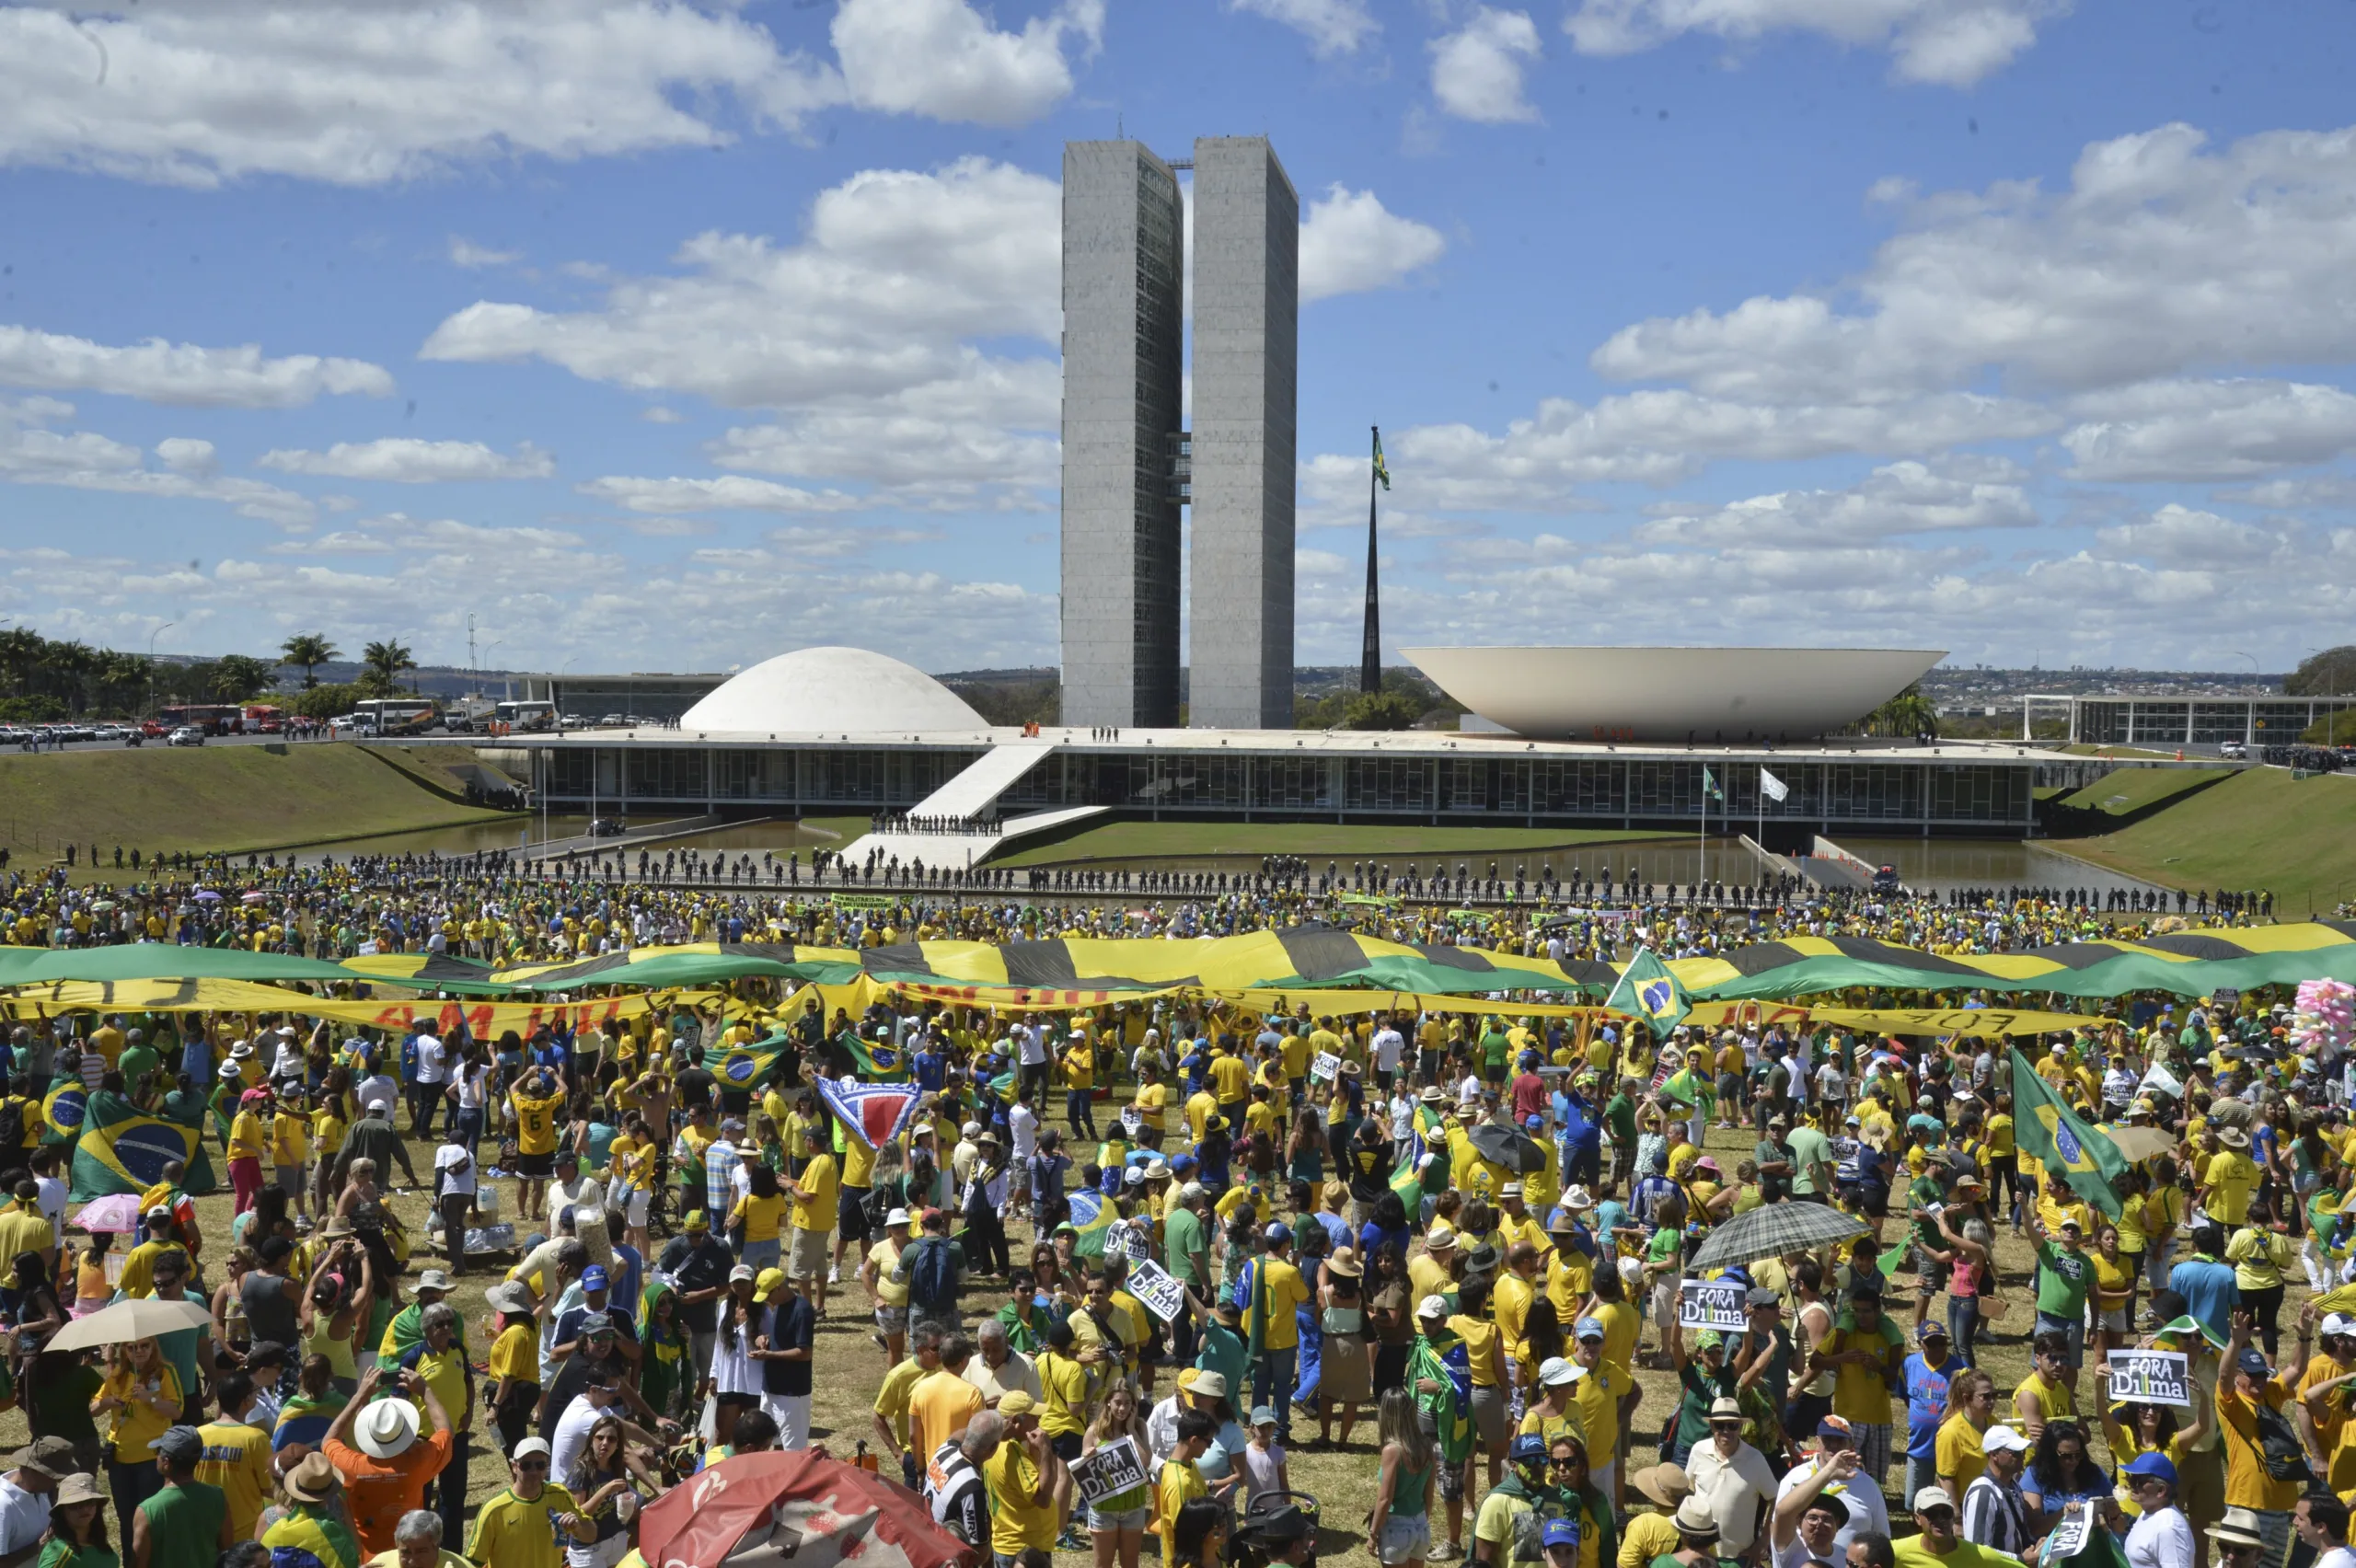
1759, 768, 1789, 803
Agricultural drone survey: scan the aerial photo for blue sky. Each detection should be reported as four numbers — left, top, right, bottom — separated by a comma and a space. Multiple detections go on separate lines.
1, 0, 2352, 679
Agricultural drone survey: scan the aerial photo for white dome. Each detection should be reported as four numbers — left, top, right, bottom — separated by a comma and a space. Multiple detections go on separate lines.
679, 647, 987, 733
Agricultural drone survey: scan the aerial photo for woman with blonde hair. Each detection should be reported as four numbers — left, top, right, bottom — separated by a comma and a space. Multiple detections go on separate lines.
1083, 1379, 1154, 1568
1367, 1386, 1435, 1568
90, 1336, 179, 1545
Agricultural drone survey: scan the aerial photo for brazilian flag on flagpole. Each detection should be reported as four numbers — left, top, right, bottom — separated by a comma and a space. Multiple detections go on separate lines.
1703, 766, 1725, 803
1372, 430, 1391, 490
2008, 1047, 2127, 1219
1606, 947, 1691, 1039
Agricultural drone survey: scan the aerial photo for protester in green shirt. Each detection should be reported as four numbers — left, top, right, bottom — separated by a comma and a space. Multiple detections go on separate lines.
133, 1427, 231, 1568
38, 1472, 115, 1568
2027, 1213, 2094, 1378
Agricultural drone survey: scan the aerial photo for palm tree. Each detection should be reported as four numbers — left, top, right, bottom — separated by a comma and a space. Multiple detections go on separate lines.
0, 628, 42, 698
360, 639, 416, 697
280, 633, 339, 690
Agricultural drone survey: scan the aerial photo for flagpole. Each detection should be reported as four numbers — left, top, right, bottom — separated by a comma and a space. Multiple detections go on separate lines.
1362, 425, 1382, 696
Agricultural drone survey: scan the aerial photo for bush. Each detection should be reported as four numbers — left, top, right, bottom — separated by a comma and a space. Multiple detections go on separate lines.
287, 684, 364, 721
0, 696, 65, 723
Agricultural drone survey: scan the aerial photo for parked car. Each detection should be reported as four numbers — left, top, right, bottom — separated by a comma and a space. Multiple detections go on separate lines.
1870, 864, 1901, 894
2219, 740, 2247, 758
167, 725, 206, 746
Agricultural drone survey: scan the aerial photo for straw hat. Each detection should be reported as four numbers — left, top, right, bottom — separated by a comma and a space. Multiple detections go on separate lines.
1326, 1247, 1363, 1279
355, 1399, 422, 1460
1632, 1464, 1691, 1509
283, 1452, 341, 1505
2208, 1508, 2268, 1548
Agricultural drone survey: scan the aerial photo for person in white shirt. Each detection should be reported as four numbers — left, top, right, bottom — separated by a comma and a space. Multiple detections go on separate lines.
1768, 1451, 1854, 1568
2298, 1492, 2356, 1568
549, 1149, 606, 1221
409, 1031, 447, 1139
1371, 1023, 1405, 1090
0, 1436, 73, 1563
2123, 1452, 2195, 1568
432, 1138, 477, 1274
1773, 1418, 1888, 1554
1008, 1092, 1039, 1167
1687, 1397, 1778, 1554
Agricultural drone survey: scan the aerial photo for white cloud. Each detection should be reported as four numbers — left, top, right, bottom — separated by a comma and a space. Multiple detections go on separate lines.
1431, 9, 1542, 124
1561, 0, 2054, 87
1230, 0, 1379, 55
2215, 476, 2356, 511
257, 439, 556, 483
448, 237, 520, 269
576, 475, 867, 513
0, 1, 845, 188
0, 324, 392, 408
832, 0, 1102, 127
1635, 458, 2037, 548
2093, 503, 2292, 570
0, 397, 314, 525
1592, 123, 2356, 405
2062, 380, 2356, 482
640, 407, 685, 425
1299, 187, 1447, 302
154, 438, 218, 477
425, 157, 1061, 500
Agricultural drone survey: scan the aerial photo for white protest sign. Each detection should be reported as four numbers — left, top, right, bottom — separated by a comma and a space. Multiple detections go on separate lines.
1125, 1258, 1187, 1322
1068, 1436, 1149, 1505
2108, 1350, 2191, 1407
1678, 1277, 1749, 1332
1121, 1105, 1143, 1136
2043, 1505, 2093, 1562
1123, 1224, 1152, 1265
1311, 1052, 1343, 1083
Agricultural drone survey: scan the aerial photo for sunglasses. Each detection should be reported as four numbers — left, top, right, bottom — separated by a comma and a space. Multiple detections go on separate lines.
1919, 1509, 1956, 1526
516, 1458, 549, 1471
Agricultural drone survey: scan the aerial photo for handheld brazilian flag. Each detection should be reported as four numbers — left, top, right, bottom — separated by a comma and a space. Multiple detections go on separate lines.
709, 1032, 792, 1095
843, 1031, 908, 1083
1066, 1187, 1115, 1258
70, 1090, 212, 1200
1389, 1124, 1429, 1208
2008, 1046, 2126, 1219
1606, 947, 1690, 1039
41, 1081, 86, 1140
1372, 428, 1391, 491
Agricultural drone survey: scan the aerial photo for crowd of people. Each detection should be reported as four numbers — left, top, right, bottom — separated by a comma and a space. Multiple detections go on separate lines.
0, 854, 2340, 1568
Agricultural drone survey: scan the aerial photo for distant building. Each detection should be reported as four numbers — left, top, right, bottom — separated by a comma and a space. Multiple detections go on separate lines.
516, 672, 723, 723
1188, 135, 1299, 731
1059, 140, 1185, 729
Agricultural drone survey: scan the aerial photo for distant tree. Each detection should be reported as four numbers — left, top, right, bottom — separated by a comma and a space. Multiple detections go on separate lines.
2289, 646, 2356, 698
287, 683, 363, 721
209, 654, 280, 701
1863, 685, 1940, 739
280, 632, 339, 689
1339, 690, 1423, 731
359, 639, 416, 696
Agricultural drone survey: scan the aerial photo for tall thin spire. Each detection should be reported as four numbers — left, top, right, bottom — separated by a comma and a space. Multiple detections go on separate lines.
1361, 424, 1387, 695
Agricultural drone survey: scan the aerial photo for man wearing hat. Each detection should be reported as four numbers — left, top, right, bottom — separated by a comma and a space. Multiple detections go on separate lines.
655, 1208, 735, 1376
1618, 1464, 1692, 1564
318, 1365, 456, 1559
0, 1435, 75, 1563
2216, 1309, 2311, 1565
1774, 1415, 1888, 1552
984, 1389, 1065, 1568
468, 1437, 592, 1568
1900, 1322, 1967, 1509
1244, 1221, 1311, 1447
1893, 1485, 2021, 1568
1770, 1438, 1862, 1568
1687, 1395, 1775, 1556
2201, 1125, 2260, 1228
1470, 1435, 1556, 1567
1563, 1315, 1633, 1506
1956, 1424, 2032, 1557
117, 1205, 190, 1301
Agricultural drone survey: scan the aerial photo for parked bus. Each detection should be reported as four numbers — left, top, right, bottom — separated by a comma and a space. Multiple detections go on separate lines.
352, 698, 441, 735
494, 699, 558, 733
241, 703, 284, 733
147, 703, 243, 736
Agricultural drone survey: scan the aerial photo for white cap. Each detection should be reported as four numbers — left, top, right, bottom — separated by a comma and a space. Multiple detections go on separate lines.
1417, 1294, 1451, 1320
962, 1122, 982, 1138
885, 1208, 912, 1228
1981, 1425, 2031, 1454
512, 1437, 551, 1461
1913, 1485, 1956, 1512
2326, 1314, 2355, 1337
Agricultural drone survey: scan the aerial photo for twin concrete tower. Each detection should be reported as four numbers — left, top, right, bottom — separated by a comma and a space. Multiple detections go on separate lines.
1060, 136, 1299, 731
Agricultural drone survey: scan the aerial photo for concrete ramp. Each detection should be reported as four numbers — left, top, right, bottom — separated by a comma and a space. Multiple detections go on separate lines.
908, 740, 1060, 822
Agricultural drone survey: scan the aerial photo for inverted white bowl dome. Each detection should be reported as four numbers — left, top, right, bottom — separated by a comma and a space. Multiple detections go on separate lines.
678, 646, 987, 733
1403, 646, 1945, 742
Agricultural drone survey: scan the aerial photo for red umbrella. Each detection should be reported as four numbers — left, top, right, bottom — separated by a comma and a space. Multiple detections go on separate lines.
636, 1450, 979, 1568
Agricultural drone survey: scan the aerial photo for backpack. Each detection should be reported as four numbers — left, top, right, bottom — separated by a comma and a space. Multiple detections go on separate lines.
2255, 1398, 2316, 1484
0, 1099, 25, 1162
908, 1237, 957, 1313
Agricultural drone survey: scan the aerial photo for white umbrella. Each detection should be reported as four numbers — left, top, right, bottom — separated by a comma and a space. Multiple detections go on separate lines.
45, 1297, 210, 1353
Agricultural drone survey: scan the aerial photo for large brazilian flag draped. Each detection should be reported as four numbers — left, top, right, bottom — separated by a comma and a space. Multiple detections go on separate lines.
2008, 1047, 2127, 1219
1606, 947, 1690, 1037
70, 1090, 218, 1200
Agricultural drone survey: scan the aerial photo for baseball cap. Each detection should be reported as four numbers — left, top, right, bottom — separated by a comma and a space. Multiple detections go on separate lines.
1815, 1416, 1854, 1442
1264, 1221, 1291, 1243
1509, 1434, 1548, 1464
580, 1265, 608, 1292
2238, 1348, 2270, 1377
683, 1210, 710, 1233
1981, 1425, 2030, 1454
729, 1263, 755, 1283
1745, 1287, 1779, 1309
1913, 1486, 1956, 1513
1418, 1294, 1451, 1320
999, 1391, 1037, 1417
512, 1437, 551, 1461
2122, 1451, 2178, 1484
1542, 1520, 1581, 1550
1573, 1316, 1605, 1342
2326, 1313, 2355, 1337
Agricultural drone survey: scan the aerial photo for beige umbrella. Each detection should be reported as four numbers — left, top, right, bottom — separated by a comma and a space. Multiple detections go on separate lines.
2106, 1124, 2177, 1165
44, 1297, 210, 1354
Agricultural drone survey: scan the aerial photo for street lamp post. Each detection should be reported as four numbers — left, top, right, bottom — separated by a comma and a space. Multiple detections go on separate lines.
147, 622, 175, 717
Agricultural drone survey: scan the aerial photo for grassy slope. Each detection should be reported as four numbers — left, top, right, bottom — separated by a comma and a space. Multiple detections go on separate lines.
0, 743, 518, 862
2053, 765, 2233, 816
2059, 767, 2356, 912
991, 817, 1682, 867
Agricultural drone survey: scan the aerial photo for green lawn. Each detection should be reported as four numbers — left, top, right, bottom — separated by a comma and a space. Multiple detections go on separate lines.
0, 743, 519, 864
2060, 767, 2356, 913
2052, 764, 2235, 816
991, 816, 1681, 867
